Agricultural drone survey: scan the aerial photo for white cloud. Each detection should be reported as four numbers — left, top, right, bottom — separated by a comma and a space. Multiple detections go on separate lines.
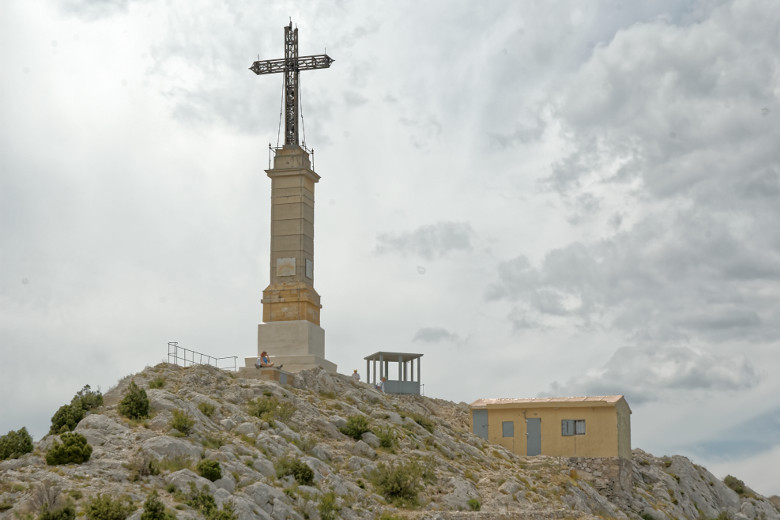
375, 222, 474, 260
545, 345, 757, 404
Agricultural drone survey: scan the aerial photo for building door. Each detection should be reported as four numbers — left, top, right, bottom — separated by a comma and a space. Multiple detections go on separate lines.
473, 410, 488, 440
526, 418, 541, 456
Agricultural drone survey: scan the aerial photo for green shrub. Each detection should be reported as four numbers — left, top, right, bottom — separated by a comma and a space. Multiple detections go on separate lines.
373, 426, 396, 449
275, 456, 314, 485
140, 491, 175, 520
84, 494, 134, 520
339, 415, 370, 440
724, 475, 745, 495
127, 453, 160, 481
170, 409, 194, 435
148, 377, 165, 389
196, 459, 222, 482
73, 385, 103, 411
49, 404, 86, 434
318, 492, 340, 520
248, 396, 294, 424
118, 381, 149, 420
49, 385, 103, 434
0, 427, 34, 460
198, 402, 216, 417
186, 484, 236, 520
38, 504, 76, 520
45, 432, 92, 465
467, 498, 481, 511
406, 412, 435, 433
370, 460, 425, 507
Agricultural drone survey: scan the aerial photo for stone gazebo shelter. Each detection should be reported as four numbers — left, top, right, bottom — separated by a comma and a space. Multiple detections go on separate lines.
364, 351, 423, 395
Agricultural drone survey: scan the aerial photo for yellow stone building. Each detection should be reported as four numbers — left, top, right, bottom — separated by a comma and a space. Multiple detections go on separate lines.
469, 395, 631, 459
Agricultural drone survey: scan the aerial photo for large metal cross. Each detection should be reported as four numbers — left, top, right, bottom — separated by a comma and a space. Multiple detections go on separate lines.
250, 22, 334, 147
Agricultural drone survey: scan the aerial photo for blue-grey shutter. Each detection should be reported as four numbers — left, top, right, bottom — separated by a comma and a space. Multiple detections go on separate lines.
561, 419, 574, 436
502, 421, 514, 437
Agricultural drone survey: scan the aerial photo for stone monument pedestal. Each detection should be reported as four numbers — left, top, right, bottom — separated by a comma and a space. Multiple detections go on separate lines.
244, 320, 337, 373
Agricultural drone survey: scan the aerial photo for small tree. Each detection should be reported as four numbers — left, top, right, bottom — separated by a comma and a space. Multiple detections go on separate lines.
339, 415, 371, 440
46, 432, 92, 465
275, 456, 314, 485
196, 459, 222, 482
0, 427, 34, 460
38, 504, 76, 520
140, 491, 174, 520
170, 409, 195, 435
118, 381, 149, 420
84, 494, 134, 520
318, 492, 340, 520
186, 485, 237, 520
49, 404, 86, 434
370, 461, 425, 507
72, 385, 103, 411
49, 385, 103, 434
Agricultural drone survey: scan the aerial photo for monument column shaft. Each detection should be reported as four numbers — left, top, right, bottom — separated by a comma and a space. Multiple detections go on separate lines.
261, 145, 322, 325
283, 24, 299, 146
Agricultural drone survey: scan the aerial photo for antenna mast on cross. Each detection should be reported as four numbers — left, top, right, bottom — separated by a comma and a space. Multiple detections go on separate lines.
250, 21, 334, 147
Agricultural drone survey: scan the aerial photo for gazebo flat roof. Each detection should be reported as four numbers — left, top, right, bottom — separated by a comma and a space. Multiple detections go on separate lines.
364, 351, 423, 362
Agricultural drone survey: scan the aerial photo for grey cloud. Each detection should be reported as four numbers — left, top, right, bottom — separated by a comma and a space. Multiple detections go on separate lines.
544, 1, 780, 208
690, 406, 780, 459
545, 345, 758, 404
487, 206, 780, 341
412, 327, 459, 343
376, 222, 473, 260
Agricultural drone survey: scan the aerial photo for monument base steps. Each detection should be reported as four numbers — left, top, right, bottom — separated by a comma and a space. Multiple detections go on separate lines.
249, 320, 337, 374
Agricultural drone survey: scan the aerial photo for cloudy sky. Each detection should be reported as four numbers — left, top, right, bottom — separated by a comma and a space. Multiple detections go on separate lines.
2, 0, 779, 496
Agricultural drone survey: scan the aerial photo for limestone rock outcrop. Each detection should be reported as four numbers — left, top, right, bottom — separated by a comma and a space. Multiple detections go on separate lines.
1, 363, 778, 519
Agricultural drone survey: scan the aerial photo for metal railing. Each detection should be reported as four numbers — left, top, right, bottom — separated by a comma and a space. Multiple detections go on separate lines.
167, 342, 238, 371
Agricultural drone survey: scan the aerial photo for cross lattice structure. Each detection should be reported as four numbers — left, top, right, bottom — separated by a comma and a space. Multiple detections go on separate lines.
250, 21, 334, 147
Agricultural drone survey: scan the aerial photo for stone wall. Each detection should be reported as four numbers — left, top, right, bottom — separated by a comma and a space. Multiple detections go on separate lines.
566, 456, 633, 496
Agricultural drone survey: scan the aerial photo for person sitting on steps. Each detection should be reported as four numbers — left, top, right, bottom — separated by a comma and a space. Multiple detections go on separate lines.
255, 351, 282, 369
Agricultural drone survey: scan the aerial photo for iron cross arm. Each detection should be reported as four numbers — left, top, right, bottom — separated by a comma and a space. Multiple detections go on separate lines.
249, 54, 335, 75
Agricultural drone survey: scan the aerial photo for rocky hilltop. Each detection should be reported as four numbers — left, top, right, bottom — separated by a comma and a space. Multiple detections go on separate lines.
1, 364, 778, 520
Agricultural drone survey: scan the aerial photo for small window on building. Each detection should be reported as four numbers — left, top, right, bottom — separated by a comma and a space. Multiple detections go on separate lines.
502, 421, 514, 437
562, 419, 586, 436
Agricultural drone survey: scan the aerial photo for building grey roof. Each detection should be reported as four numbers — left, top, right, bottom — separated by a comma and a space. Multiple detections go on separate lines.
470, 395, 629, 410
364, 351, 423, 362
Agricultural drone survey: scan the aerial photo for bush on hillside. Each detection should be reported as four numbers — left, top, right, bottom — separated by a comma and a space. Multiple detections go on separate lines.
140, 491, 175, 520
198, 401, 216, 417
49, 404, 86, 434
373, 426, 397, 449
405, 412, 435, 433
0, 427, 34, 460
186, 484, 237, 520
340, 415, 371, 440
248, 395, 295, 424
45, 432, 92, 465
318, 492, 340, 520
84, 494, 134, 520
148, 377, 165, 389
369, 460, 425, 507
196, 459, 222, 482
118, 381, 149, 420
49, 385, 103, 434
73, 384, 103, 411
275, 456, 314, 486
724, 475, 745, 495
169, 409, 194, 435
38, 504, 76, 520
